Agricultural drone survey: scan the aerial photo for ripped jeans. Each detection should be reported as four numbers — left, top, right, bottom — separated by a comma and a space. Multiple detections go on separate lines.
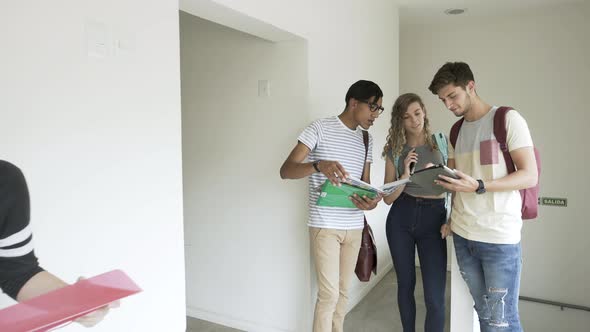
453, 233, 522, 332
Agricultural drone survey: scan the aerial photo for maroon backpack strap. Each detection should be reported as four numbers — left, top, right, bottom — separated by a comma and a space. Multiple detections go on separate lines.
494, 106, 516, 174
449, 118, 464, 149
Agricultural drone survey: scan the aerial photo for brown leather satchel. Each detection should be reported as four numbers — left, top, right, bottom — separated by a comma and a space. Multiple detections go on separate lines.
355, 130, 377, 282
355, 216, 377, 281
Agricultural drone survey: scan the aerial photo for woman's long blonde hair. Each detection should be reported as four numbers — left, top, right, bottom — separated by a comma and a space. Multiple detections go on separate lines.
382, 93, 437, 161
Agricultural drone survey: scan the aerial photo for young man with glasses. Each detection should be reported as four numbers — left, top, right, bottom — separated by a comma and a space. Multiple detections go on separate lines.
430, 62, 537, 332
280, 80, 384, 332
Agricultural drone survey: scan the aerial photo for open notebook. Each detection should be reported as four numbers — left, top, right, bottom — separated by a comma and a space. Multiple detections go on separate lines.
0, 269, 141, 332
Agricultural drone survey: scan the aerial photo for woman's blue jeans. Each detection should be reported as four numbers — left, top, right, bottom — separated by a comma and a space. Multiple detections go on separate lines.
386, 193, 447, 332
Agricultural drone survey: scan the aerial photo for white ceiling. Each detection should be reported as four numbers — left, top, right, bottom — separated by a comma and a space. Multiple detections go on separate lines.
398, 0, 587, 24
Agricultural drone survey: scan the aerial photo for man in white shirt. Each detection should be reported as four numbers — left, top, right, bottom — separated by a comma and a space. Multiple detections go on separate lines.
429, 62, 537, 332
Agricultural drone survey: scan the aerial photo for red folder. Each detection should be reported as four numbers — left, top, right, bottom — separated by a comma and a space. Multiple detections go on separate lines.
0, 269, 142, 332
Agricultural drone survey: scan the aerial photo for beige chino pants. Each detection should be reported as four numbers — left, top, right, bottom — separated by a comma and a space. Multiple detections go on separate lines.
310, 227, 362, 332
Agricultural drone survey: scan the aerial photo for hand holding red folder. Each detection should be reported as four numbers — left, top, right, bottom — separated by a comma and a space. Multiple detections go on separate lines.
0, 269, 141, 332
71, 277, 121, 328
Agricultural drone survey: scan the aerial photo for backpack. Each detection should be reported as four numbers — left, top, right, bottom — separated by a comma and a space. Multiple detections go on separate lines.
449, 106, 541, 220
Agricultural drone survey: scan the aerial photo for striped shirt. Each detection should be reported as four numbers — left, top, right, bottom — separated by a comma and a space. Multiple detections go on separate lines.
298, 116, 373, 230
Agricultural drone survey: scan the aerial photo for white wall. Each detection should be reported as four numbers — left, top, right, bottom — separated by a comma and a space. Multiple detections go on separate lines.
180, 13, 309, 332
400, 2, 590, 331
0, 1, 186, 331
181, 0, 400, 330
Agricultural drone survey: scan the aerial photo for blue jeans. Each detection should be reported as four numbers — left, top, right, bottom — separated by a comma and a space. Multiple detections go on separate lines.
453, 233, 523, 332
386, 193, 447, 332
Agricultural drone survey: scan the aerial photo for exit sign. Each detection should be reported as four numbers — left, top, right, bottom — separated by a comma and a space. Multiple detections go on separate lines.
539, 197, 567, 207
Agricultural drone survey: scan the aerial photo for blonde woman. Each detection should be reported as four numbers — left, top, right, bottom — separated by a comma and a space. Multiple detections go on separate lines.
382, 93, 450, 332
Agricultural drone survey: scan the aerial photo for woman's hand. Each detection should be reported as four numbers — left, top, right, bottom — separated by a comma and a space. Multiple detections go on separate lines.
402, 148, 418, 178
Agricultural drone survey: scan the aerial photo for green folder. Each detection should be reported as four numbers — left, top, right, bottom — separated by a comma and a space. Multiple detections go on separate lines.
316, 180, 377, 208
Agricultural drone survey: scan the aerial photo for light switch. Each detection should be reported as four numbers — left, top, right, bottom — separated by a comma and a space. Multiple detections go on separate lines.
85, 20, 109, 58
258, 80, 271, 97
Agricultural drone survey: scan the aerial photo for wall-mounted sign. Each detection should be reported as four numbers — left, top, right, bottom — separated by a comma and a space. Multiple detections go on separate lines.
539, 197, 567, 207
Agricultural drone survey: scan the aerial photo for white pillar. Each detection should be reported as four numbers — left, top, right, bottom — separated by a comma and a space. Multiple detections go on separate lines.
450, 237, 480, 332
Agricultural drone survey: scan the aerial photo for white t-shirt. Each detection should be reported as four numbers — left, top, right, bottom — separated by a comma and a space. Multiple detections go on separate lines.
448, 107, 534, 244
298, 116, 373, 230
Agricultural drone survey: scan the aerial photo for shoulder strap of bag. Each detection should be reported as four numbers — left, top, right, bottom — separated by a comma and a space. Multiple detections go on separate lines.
433, 132, 448, 165
393, 155, 400, 176
449, 118, 465, 149
361, 130, 369, 226
494, 106, 516, 174
385, 148, 401, 177
432, 132, 452, 220
362, 130, 369, 166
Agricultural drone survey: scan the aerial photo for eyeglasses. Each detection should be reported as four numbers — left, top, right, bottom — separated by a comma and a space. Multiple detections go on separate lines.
359, 100, 385, 114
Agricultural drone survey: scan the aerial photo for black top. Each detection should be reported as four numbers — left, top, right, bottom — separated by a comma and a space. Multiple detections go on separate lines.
0, 160, 44, 299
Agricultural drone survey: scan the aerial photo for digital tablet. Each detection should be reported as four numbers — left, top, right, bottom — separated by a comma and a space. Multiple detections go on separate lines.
410, 164, 459, 194
0, 269, 141, 332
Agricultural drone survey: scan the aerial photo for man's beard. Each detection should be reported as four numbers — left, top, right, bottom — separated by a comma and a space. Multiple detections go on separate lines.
457, 94, 472, 117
